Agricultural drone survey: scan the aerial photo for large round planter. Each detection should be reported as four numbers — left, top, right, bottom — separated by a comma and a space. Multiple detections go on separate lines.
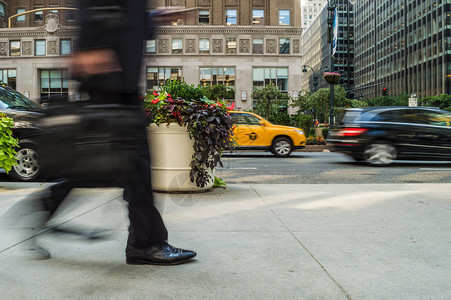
147, 123, 214, 193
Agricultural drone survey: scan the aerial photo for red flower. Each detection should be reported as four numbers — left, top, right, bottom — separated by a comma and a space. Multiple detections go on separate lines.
153, 90, 159, 96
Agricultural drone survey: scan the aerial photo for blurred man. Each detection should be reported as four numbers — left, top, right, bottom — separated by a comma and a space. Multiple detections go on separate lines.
38, 1, 196, 265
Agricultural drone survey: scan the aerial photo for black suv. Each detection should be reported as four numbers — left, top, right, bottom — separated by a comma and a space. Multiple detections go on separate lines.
327, 106, 451, 165
0, 85, 43, 180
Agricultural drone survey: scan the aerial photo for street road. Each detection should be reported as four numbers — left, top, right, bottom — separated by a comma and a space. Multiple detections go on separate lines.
216, 151, 451, 184
1, 151, 451, 185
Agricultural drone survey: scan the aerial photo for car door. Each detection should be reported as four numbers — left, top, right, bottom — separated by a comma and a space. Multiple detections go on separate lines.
231, 113, 267, 147
398, 109, 451, 159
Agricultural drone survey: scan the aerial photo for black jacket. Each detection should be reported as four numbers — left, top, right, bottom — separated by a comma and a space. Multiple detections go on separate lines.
77, 0, 148, 92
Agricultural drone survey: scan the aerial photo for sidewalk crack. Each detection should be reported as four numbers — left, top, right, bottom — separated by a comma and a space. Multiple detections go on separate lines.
250, 184, 352, 300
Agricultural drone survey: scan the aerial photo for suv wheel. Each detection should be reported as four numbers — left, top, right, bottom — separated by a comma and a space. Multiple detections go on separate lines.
271, 137, 293, 157
9, 142, 41, 181
363, 142, 397, 165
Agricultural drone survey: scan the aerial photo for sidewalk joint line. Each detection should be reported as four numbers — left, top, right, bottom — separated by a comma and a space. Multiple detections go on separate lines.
0, 195, 122, 254
250, 184, 352, 300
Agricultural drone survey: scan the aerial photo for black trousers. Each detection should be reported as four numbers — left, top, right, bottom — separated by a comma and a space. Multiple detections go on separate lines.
42, 93, 168, 248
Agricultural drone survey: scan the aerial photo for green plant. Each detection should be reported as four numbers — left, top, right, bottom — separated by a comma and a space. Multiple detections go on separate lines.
0, 113, 18, 173
292, 114, 314, 137
306, 135, 326, 145
251, 84, 290, 120
143, 87, 236, 188
213, 176, 227, 188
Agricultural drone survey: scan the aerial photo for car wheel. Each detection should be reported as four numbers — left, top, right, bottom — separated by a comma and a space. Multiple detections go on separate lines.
9, 142, 41, 181
363, 142, 397, 165
271, 137, 293, 157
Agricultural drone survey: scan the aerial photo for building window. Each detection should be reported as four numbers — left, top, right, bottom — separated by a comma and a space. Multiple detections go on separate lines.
0, 3, 5, 17
279, 38, 290, 54
40, 69, 69, 100
199, 9, 209, 25
10, 41, 21, 57
35, 40, 46, 56
226, 38, 237, 54
146, 67, 182, 91
226, 9, 237, 25
199, 38, 210, 54
253, 9, 264, 26
252, 67, 288, 92
17, 8, 26, 21
60, 39, 71, 55
34, 8, 43, 22
172, 39, 183, 54
146, 40, 156, 53
66, 7, 76, 21
279, 10, 290, 26
253, 39, 263, 54
200, 67, 236, 88
0, 69, 17, 89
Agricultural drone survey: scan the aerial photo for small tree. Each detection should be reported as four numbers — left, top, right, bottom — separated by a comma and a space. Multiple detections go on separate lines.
252, 84, 289, 120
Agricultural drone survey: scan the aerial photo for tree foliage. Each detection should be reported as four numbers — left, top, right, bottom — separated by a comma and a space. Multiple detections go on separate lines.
252, 84, 290, 120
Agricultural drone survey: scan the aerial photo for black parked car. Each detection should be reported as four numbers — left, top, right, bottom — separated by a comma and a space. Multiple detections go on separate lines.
327, 107, 451, 165
0, 85, 43, 181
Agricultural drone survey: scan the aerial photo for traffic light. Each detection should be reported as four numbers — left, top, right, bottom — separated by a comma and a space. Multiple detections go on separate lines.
382, 87, 388, 96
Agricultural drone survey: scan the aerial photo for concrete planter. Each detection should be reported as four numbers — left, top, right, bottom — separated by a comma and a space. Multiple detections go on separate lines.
147, 123, 213, 193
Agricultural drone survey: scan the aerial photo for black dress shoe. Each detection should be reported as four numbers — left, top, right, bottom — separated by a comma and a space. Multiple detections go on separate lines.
126, 242, 196, 265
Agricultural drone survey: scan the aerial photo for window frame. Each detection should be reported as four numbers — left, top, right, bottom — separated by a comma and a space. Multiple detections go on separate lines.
60, 39, 72, 55
171, 38, 183, 54
17, 8, 26, 22
199, 38, 210, 54
34, 8, 43, 22
253, 38, 264, 54
252, 9, 264, 26
198, 9, 210, 25
146, 67, 183, 91
279, 38, 290, 54
145, 40, 156, 54
35, 40, 46, 56
226, 9, 237, 25
279, 9, 291, 26
10, 41, 21, 57
199, 67, 236, 89
226, 38, 237, 54
39, 69, 69, 100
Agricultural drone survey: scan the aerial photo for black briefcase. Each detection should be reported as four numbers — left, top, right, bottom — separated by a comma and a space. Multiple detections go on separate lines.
37, 101, 145, 182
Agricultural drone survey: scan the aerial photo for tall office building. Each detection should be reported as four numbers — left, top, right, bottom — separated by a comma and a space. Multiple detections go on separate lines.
301, 0, 328, 29
301, 0, 354, 97
354, 0, 451, 99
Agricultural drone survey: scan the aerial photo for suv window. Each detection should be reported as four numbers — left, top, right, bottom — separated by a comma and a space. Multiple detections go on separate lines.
0, 86, 40, 110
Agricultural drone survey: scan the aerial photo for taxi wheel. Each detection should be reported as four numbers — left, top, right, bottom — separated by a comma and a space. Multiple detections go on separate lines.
271, 137, 293, 157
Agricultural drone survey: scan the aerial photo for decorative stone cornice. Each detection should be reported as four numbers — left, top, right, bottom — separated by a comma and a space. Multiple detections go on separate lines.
155, 26, 303, 36
0, 27, 78, 38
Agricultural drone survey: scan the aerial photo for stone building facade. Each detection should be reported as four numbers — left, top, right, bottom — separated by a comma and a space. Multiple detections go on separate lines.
0, 0, 303, 111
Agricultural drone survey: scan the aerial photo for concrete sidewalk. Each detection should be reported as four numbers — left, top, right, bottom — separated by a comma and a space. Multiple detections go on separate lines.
0, 183, 450, 299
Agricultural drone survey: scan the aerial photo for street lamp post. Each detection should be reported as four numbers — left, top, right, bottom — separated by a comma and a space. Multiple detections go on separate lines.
327, 0, 336, 125
302, 65, 329, 92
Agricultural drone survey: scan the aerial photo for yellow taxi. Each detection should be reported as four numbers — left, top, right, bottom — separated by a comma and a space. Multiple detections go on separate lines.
229, 111, 306, 157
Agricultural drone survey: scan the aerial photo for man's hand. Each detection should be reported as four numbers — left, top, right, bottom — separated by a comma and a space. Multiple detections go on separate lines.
69, 48, 122, 78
